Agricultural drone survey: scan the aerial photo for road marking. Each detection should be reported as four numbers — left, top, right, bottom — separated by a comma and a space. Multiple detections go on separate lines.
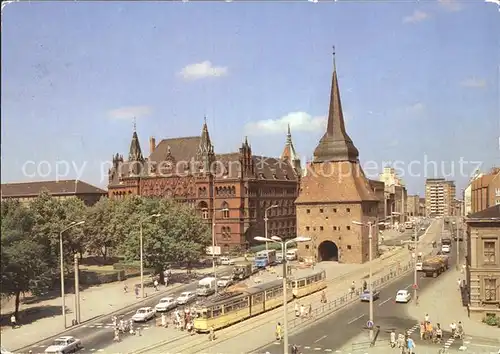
465, 343, 500, 348
314, 348, 321, 351
315, 335, 327, 343
97, 350, 104, 352
378, 298, 392, 306
404, 284, 412, 289
347, 314, 365, 324
126, 310, 134, 315
274, 342, 280, 345
95, 322, 103, 325
304, 346, 311, 349
38, 345, 46, 348
90, 349, 96, 352
325, 350, 332, 352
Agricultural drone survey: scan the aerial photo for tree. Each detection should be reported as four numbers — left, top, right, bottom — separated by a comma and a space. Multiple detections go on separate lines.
1, 200, 54, 318
119, 197, 211, 282
61, 197, 87, 258
83, 197, 118, 258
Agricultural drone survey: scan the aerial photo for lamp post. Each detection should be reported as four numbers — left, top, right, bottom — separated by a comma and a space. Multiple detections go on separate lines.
59, 221, 85, 329
413, 220, 419, 305
140, 213, 161, 299
352, 219, 384, 341
213, 207, 229, 295
264, 205, 278, 264
254, 235, 310, 354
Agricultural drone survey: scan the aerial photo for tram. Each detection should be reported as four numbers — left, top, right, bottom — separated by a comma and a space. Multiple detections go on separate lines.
193, 269, 327, 332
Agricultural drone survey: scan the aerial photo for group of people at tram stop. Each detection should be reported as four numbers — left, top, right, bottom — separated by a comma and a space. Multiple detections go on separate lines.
171, 306, 197, 334
418, 313, 465, 343
350, 280, 368, 296
111, 316, 141, 342
389, 329, 417, 354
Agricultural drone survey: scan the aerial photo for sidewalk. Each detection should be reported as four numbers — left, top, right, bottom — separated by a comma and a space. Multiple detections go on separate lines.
405, 263, 500, 340
0, 267, 215, 350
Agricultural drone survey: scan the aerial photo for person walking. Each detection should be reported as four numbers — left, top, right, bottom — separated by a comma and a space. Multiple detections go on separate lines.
113, 328, 120, 342
208, 325, 215, 341
407, 337, 416, 354
161, 313, 166, 328
275, 322, 282, 341
321, 290, 327, 304
10, 314, 17, 329
294, 302, 300, 317
123, 284, 128, 294
390, 329, 396, 348
154, 279, 159, 291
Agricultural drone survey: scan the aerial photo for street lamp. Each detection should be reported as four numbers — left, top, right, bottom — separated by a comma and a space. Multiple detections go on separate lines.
213, 207, 229, 295
254, 235, 311, 354
352, 220, 384, 341
59, 221, 85, 329
140, 213, 161, 299
264, 205, 278, 263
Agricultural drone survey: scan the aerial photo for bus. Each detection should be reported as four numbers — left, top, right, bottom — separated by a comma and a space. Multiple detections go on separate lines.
254, 249, 276, 268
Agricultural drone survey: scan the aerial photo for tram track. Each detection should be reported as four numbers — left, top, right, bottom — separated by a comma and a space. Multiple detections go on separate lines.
133, 247, 419, 354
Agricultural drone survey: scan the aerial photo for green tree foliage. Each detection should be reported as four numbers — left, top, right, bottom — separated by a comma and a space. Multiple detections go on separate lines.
119, 197, 211, 277
82, 197, 117, 259
1, 199, 54, 318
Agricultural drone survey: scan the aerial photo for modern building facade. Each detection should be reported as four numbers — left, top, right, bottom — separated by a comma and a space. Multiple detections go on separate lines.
465, 205, 500, 321
406, 194, 421, 217
379, 167, 407, 225
465, 169, 483, 216
107, 120, 301, 252
296, 54, 380, 264
471, 168, 500, 214
0, 180, 107, 206
425, 178, 456, 217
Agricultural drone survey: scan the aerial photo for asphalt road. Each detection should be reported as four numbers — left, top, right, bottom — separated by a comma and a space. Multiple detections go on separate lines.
382, 225, 428, 247
259, 248, 458, 353
19, 269, 232, 354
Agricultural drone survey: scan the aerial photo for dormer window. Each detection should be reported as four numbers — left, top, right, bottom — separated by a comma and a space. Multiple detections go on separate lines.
259, 173, 265, 179
273, 174, 278, 179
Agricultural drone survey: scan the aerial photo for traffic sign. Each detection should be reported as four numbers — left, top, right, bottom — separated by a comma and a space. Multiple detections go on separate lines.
412, 283, 418, 289
366, 320, 374, 329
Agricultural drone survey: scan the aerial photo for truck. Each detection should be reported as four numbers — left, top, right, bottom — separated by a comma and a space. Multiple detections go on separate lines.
232, 262, 254, 281
196, 277, 216, 296
421, 256, 448, 278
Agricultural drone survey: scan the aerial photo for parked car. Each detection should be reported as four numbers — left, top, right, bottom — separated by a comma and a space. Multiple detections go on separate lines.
155, 297, 177, 312
177, 291, 196, 305
217, 275, 233, 288
360, 289, 380, 302
219, 256, 235, 265
132, 307, 156, 322
44, 336, 82, 354
395, 290, 411, 303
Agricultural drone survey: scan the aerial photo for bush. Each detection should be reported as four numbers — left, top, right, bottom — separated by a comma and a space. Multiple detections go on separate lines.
79, 269, 125, 285
482, 313, 499, 326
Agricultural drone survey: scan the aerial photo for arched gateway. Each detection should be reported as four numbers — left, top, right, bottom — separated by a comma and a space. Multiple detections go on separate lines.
318, 240, 339, 262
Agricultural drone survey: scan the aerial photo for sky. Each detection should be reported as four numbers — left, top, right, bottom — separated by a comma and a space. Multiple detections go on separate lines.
1, 0, 499, 196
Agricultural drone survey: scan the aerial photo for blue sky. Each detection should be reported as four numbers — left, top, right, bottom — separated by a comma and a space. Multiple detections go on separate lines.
2, 0, 499, 196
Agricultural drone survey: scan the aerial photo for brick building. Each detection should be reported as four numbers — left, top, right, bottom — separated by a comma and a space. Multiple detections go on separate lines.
465, 205, 500, 321
296, 54, 380, 264
1, 180, 107, 206
107, 121, 301, 252
471, 168, 500, 214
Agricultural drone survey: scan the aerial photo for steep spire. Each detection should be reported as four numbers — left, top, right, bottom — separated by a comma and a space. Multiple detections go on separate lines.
200, 116, 212, 151
313, 48, 359, 163
128, 126, 144, 162
281, 124, 299, 162
196, 117, 215, 172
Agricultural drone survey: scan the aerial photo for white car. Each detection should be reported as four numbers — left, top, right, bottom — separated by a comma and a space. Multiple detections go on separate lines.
395, 290, 411, 303
177, 291, 196, 305
45, 336, 82, 354
132, 307, 156, 322
441, 245, 451, 253
217, 275, 233, 288
155, 296, 177, 312
219, 257, 235, 265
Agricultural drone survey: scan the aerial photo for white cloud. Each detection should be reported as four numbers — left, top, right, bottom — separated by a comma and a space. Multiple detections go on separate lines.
438, 0, 462, 11
107, 105, 152, 120
245, 112, 327, 135
403, 10, 430, 23
460, 77, 487, 89
406, 102, 426, 113
179, 61, 228, 80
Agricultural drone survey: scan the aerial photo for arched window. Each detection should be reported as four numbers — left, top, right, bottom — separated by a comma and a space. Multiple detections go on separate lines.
231, 186, 236, 195
221, 201, 230, 218
199, 201, 209, 219
225, 227, 231, 240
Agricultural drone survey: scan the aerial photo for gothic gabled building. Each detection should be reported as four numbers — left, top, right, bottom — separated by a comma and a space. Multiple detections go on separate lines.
296, 52, 380, 264
108, 119, 302, 252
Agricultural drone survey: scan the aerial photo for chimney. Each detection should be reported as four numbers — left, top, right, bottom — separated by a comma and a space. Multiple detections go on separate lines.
149, 136, 156, 155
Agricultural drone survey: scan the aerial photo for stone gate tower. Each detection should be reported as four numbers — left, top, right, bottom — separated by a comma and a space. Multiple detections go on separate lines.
295, 51, 380, 264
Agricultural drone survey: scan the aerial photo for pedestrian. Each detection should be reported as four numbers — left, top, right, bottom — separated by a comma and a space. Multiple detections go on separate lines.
419, 322, 425, 340
294, 302, 300, 317
390, 329, 396, 348
129, 320, 135, 335
123, 284, 128, 294
457, 278, 462, 290
10, 314, 16, 329
134, 286, 139, 298
161, 313, 166, 328
300, 304, 305, 318
113, 328, 120, 342
407, 337, 416, 354
424, 313, 429, 323
275, 322, 282, 341
308, 304, 312, 318
208, 325, 215, 341
321, 290, 327, 304
154, 279, 159, 291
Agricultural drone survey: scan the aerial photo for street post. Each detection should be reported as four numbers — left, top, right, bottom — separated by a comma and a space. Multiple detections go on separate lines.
74, 253, 81, 324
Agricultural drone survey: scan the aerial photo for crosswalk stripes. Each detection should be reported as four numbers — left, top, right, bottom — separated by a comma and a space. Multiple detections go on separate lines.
81, 323, 151, 329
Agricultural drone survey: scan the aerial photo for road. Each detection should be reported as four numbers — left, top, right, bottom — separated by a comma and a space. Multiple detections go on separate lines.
19, 269, 232, 354
258, 250, 458, 353
382, 223, 429, 247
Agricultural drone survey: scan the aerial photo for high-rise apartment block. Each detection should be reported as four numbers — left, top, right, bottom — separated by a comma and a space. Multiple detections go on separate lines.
471, 168, 500, 214
425, 178, 456, 217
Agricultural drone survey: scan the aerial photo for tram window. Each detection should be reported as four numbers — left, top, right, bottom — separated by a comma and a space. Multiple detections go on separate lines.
225, 305, 233, 313
298, 279, 306, 288
212, 306, 222, 317
307, 277, 312, 285
253, 293, 264, 304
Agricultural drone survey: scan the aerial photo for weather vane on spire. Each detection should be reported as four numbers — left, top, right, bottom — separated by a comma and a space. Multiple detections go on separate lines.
333, 45, 336, 70
133, 116, 137, 131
